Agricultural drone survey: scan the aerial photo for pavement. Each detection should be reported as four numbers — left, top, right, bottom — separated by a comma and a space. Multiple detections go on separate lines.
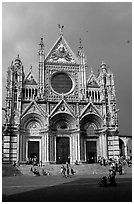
2, 173, 132, 202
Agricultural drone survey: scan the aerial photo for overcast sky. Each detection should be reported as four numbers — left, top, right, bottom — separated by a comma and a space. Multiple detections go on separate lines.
2, 2, 132, 135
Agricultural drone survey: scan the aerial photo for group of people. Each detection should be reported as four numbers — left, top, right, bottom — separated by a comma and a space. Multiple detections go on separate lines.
99, 167, 117, 187
30, 167, 50, 176
60, 162, 76, 178
99, 158, 126, 187
98, 156, 132, 168
26, 156, 39, 166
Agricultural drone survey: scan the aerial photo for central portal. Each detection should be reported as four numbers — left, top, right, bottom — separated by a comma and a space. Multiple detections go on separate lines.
28, 141, 39, 162
56, 137, 70, 164
86, 141, 97, 163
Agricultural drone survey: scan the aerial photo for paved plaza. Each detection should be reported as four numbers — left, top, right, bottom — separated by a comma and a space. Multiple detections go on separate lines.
3, 173, 132, 202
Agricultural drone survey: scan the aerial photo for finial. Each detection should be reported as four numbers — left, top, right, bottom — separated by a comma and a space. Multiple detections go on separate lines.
17, 54, 19, 59
100, 61, 106, 68
91, 67, 93, 74
79, 38, 83, 49
30, 65, 32, 72
39, 36, 44, 50
58, 24, 64, 36
61, 93, 64, 99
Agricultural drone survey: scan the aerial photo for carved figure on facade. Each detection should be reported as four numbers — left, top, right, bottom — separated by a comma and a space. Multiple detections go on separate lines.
50, 44, 73, 62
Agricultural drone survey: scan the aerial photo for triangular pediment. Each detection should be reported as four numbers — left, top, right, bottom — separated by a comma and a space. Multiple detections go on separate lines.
21, 100, 46, 118
24, 70, 37, 86
87, 73, 100, 88
49, 99, 76, 119
80, 102, 102, 118
45, 35, 79, 65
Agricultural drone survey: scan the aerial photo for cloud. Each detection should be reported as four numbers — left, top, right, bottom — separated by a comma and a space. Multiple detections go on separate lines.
2, 2, 132, 135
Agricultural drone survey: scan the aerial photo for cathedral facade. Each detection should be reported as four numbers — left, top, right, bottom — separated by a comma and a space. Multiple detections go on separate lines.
3, 29, 120, 164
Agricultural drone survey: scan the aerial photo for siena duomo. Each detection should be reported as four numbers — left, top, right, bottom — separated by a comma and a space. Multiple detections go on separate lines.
3, 27, 122, 165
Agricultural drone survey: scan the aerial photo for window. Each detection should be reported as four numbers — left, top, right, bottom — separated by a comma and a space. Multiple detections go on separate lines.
14, 89, 17, 109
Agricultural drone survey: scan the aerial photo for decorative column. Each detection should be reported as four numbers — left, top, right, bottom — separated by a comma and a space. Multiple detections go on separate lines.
77, 131, 81, 162
44, 133, 49, 163
41, 133, 45, 163
16, 131, 20, 162
124, 137, 128, 159
103, 133, 107, 158
99, 134, 103, 156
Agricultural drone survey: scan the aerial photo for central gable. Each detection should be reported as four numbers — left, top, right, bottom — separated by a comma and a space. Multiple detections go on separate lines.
45, 35, 79, 65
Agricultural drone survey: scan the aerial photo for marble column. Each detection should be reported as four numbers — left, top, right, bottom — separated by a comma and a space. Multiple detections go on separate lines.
46, 133, 49, 162
77, 132, 80, 162
124, 138, 128, 159
103, 133, 107, 158
16, 132, 20, 162
99, 135, 103, 156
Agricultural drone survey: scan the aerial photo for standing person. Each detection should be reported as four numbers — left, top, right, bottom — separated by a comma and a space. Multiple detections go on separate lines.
62, 165, 66, 178
118, 163, 122, 175
66, 166, 70, 177
66, 162, 70, 177
108, 169, 116, 186
60, 166, 64, 175
71, 168, 75, 175
66, 162, 69, 169
115, 162, 118, 172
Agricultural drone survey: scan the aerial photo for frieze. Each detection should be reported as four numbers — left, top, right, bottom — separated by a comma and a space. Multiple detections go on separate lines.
45, 65, 79, 72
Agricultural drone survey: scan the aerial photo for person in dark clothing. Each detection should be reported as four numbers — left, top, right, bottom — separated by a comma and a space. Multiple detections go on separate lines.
98, 176, 108, 187
71, 168, 76, 175
118, 163, 123, 175
13, 161, 16, 167
108, 169, 116, 186
66, 167, 70, 177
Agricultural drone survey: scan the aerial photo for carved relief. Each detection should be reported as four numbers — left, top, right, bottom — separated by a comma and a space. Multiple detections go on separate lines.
50, 44, 73, 62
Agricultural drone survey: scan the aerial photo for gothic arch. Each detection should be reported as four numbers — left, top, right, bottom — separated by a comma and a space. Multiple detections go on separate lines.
80, 113, 104, 130
21, 112, 45, 130
50, 113, 76, 130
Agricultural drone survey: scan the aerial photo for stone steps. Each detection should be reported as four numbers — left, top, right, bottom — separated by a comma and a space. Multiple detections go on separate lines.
2, 164, 22, 177
17, 164, 110, 176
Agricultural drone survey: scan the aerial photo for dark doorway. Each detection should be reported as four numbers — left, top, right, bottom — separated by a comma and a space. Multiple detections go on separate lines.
56, 137, 70, 164
86, 141, 97, 163
28, 141, 39, 162
119, 138, 125, 157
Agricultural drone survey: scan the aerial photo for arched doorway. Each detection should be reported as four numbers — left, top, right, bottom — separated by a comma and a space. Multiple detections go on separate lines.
26, 120, 41, 163
50, 113, 76, 164
80, 113, 103, 163
21, 113, 45, 163
56, 119, 70, 164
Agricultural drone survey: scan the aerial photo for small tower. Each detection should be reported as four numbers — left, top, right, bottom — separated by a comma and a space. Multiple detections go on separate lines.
38, 37, 45, 98
77, 38, 87, 100
3, 55, 24, 163
98, 61, 120, 158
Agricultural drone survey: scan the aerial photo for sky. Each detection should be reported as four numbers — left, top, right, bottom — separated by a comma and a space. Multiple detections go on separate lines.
2, 2, 132, 135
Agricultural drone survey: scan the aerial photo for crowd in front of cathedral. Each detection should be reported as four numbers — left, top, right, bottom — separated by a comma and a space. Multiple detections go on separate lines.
97, 155, 132, 167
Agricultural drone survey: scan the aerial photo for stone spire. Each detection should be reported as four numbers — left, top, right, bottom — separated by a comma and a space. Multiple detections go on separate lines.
38, 37, 45, 98
78, 38, 86, 100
